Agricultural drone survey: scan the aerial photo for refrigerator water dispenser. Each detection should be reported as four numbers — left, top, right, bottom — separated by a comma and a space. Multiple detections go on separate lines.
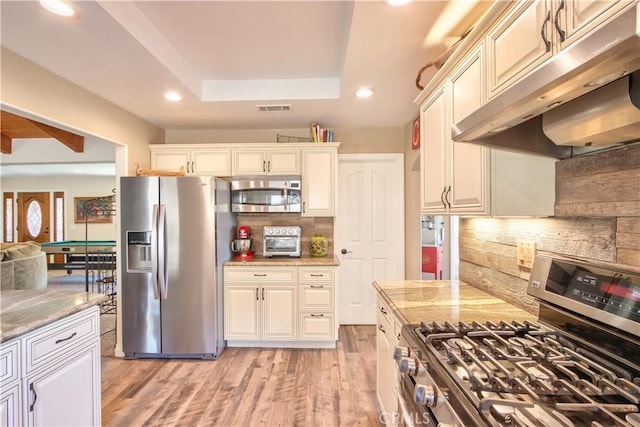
127, 231, 152, 272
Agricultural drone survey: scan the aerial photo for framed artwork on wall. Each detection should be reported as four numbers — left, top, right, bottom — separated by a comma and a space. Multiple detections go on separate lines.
74, 196, 113, 223
412, 116, 420, 150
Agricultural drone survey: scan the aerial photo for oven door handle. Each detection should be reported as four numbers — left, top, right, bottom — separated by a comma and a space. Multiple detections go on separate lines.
395, 373, 417, 427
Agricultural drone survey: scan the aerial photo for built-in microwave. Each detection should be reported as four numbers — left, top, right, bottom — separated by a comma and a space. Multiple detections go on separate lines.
230, 176, 302, 213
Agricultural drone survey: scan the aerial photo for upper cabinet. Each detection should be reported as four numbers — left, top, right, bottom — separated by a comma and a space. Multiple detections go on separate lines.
421, 47, 489, 215
301, 147, 337, 217
486, 1, 552, 98
559, 1, 630, 49
420, 44, 556, 216
150, 145, 231, 176
232, 148, 300, 175
487, 0, 632, 98
149, 143, 340, 217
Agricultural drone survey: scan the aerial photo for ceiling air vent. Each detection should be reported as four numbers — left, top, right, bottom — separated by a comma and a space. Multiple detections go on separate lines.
256, 104, 292, 112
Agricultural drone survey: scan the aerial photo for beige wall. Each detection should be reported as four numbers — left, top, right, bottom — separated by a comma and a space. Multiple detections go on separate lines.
459, 143, 640, 315
403, 117, 422, 279
1, 47, 164, 176
165, 127, 405, 154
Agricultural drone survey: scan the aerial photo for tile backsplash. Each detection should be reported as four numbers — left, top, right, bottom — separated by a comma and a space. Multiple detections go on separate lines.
236, 214, 333, 257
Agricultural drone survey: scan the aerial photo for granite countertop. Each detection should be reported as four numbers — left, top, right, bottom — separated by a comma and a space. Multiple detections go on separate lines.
373, 280, 536, 326
1, 289, 108, 343
225, 254, 340, 267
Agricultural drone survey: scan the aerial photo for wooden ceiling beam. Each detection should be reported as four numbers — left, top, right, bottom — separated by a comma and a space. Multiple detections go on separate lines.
28, 119, 84, 152
1, 133, 12, 154
0, 110, 84, 153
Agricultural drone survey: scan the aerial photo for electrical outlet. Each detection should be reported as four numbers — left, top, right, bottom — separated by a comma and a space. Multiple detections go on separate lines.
517, 241, 536, 268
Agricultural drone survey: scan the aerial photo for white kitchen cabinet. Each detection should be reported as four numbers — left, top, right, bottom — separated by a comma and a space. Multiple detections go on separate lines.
420, 86, 449, 213
0, 383, 20, 427
486, 0, 553, 99
262, 286, 297, 340
486, 0, 632, 99
232, 148, 300, 175
0, 306, 101, 427
298, 267, 336, 341
224, 286, 260, 339
0, 339, 20, 427
421, 45, 556, 216
224, 265, 337, 346
559, 1, 629, 50
224, 284, 297, 340
376, 295, 401, 425
224, 267, 297, 342
420, 57, 488, 215
150, 145, 232, 176
25, 345, 100, 426
301, 147, 337, 217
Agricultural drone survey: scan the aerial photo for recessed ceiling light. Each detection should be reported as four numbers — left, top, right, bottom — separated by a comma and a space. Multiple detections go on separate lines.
40, 0, 75, 17
387, 0, 413, 6
164, 91, 182, 102
355, 88, 374, 98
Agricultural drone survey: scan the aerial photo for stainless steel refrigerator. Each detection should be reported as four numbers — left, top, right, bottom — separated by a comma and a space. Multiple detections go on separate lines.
120, 176, 236, 359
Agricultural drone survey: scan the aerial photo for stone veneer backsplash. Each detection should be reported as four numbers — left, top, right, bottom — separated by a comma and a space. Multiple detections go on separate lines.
236, 214, 333, 257
459, 143, 640, 315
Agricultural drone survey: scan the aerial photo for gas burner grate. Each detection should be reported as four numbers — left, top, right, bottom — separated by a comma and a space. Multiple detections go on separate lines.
412, 319, 640, 426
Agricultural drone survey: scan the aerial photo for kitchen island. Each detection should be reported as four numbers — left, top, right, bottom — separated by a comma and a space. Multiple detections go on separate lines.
372, 279, 536, 421
0, 289, 106, 426
373, 279, 536, 325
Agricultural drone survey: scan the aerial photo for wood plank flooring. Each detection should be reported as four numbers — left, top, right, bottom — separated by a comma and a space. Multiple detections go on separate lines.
101, 326, 382, 426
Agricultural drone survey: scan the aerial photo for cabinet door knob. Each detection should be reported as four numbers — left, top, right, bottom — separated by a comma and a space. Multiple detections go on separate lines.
340, 249, 352, 254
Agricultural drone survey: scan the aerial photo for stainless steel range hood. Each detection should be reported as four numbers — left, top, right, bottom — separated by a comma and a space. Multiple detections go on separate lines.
452, 3, 640, 159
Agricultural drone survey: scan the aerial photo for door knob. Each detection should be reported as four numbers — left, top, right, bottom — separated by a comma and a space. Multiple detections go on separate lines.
341, 249, 352, 254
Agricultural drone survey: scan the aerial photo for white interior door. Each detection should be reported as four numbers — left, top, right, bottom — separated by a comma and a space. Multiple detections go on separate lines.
336, 154, 404, 325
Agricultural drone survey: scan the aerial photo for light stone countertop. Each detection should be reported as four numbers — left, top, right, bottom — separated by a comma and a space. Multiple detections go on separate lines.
373, 280, 537, 326
1, 289, 108, 343
224, 254, 340, 267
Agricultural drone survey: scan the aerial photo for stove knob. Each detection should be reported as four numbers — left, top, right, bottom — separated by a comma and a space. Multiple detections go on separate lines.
393, 346, 409, 361
414, 383, 437, 407
398, 357, 417, 375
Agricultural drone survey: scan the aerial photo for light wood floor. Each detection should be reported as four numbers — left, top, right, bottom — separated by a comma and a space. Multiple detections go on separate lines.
101, 325, 382, 426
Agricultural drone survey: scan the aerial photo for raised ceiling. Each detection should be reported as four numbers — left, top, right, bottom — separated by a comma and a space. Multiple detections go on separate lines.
0, 0, 492, 131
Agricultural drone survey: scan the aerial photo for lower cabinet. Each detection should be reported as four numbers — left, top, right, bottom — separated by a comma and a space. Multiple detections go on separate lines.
0, 306, 101, 427
376, 294, 401, 425
25, 345, 100, 426
224, 285, 297, 340
224, 265, 337, 347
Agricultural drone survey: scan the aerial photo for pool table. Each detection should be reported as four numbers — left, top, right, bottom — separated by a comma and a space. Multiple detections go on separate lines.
41, 240, 116, 273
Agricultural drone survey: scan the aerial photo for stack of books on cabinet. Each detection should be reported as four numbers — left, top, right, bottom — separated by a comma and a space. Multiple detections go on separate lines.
310, 123, 334, 143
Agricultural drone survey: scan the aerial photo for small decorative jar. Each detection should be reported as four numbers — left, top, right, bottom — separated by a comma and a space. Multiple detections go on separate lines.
309, 236, 329, 257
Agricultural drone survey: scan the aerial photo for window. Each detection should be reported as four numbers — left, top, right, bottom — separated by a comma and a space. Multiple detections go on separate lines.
3, 192, 13, 242
54, 191, 65, 241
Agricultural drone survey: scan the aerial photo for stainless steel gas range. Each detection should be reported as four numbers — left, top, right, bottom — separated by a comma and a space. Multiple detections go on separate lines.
394, 255, 640, 427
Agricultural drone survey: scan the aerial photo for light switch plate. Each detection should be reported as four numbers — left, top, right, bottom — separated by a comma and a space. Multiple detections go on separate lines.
517, 241, 536, 268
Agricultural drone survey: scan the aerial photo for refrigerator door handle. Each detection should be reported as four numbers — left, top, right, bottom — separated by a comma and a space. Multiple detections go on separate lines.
158, 204, 168, 300
151, 204, 160, 300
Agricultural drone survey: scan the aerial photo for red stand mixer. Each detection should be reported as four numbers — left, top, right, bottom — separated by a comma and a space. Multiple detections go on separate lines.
231, 225, 254, 260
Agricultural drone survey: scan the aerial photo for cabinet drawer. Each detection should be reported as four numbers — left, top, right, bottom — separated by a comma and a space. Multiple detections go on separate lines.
298, 267, 334, 283
0, 339, 19, 385
299, 313, 335, 341
225, 266, 297, 284
300, 285, 334, 311
23, 307, 99, 375
377, 297, 394, 326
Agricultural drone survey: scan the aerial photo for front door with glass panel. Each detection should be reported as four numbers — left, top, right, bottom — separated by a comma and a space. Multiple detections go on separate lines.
17, 192, 50, 242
